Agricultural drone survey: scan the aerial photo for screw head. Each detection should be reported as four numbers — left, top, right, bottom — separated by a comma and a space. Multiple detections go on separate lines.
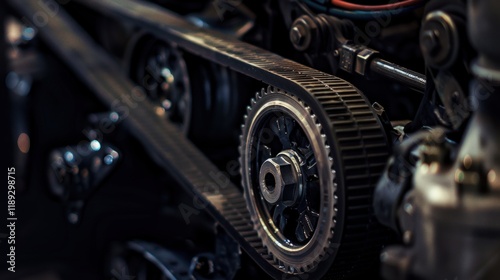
290, 16, 316, 52
421, 29, 440, 55
290, 26, 304, 45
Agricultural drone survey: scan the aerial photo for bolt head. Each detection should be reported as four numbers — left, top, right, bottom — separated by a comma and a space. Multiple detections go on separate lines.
290, 16, 315, 52
421, 29, 440, 55
259, 156, 297, 204
290, 26, 304, 45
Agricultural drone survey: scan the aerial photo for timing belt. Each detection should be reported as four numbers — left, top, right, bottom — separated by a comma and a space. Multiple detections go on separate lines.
8, 0, 389, 278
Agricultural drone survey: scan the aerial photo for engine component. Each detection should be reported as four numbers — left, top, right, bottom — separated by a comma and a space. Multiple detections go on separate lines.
468, 0, 500, 81
373, 129, 431, 232
186, 58, 242, 143
285, 8, 427, 93
48, 129, 120, 224
13, 0, 394, 277
419, 0, 472, 130
240, 87, 334, 274
420, 11, 459, 69
133, 38, 192, 133
374, 0, 500, 271
109, 241, 193, 280
108, 228, 240, 280
11, 0, 500, 279
289, 15, 318, 52
240, 83, 390, 276
378, 94, 500, 279
127, 32, 243, 143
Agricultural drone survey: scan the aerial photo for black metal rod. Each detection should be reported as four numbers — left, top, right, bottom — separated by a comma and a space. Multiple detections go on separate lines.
370, 58, 426, 92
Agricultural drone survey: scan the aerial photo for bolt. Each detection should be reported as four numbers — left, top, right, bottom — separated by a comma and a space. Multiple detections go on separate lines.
488, 169, 497, 184
403, 202, 414, 215
290, 26, 304, 46
463, 154, 472, 169
421, 29, 440, 55
403, 230, 413, 244
68, 212, 79, 224
290, 16, 316, 52
259, 157, 294, 204
64, 151, 75, 163
259, 150, 302, 206
192, 255, 215, 278
104, 154, 114, 165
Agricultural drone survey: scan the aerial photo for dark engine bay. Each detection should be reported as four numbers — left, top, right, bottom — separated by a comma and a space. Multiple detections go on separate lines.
1, 0, 500, 279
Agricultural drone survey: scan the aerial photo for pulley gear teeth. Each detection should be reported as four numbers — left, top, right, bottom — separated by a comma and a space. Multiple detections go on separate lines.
239, 80, 390, 278
29, 1, 395, 278
240, 86, 337, 274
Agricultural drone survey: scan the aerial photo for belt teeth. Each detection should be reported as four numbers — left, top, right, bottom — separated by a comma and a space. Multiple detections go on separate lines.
29, 0, 393, 277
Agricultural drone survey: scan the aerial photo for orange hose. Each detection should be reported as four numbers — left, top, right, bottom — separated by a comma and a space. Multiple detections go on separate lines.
331, 0, 423, 11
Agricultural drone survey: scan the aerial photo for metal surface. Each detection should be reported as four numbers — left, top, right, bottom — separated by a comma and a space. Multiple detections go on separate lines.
240, 84, 391, 277
134, 39, 192, 133
420, 11, 459, 69
380, 113, 500, 280
240, 88, 335, 273
9, 0, 389, 278
126, 241, 193, 280
469, 0, 500, 81
7, 0, 278, 276
370, 59, 427, 92
290, 15, 317, 52
355, 48, 379, 76
48, 137, 120, 224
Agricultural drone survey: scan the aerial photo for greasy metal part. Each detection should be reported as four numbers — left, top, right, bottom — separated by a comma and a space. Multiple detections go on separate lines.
8, 0, 277, 277
47, 138, 120, 224
211, 227, 241, 280
373, 128, 450, 233
468, 0, 500, 81
378, 78, 500, 279
433, 71, 470, 129
373, 133, 424, 232
111, 232, 239, 279
290, 15, 318, 52
285, 9, 426, 92
370, 59, 426, 92
10, 0, 389, 278
240, 88, 335, 273
420, 11, 459, 69
134, 39, 192, 133
240, 85, 390, 276
258, 155, 299, 205
190, 254, 217, 279
339, 44, 364, 73
126, 241, 193, 280
382, 118, 500, 280
125, 30, 243, 143
187, 0, 254, 39
421, 1, 471, 130
336, 42, 425, 92
355, 48, 379, 76
114, 238, 237, 280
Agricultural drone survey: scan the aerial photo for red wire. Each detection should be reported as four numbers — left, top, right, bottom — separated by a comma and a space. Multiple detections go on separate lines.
331, 0, 423, 11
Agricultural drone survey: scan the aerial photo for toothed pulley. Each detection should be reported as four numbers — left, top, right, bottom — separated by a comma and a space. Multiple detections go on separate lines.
134, 38, 191, 133
240, 83, 390, 278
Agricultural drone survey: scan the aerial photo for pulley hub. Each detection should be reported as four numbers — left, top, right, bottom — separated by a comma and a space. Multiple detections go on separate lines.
259, 149, 303, 206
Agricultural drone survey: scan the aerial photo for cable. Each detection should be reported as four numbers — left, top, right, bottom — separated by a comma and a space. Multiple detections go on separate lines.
331, 0, 424, 11
304, 0, 420, 20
